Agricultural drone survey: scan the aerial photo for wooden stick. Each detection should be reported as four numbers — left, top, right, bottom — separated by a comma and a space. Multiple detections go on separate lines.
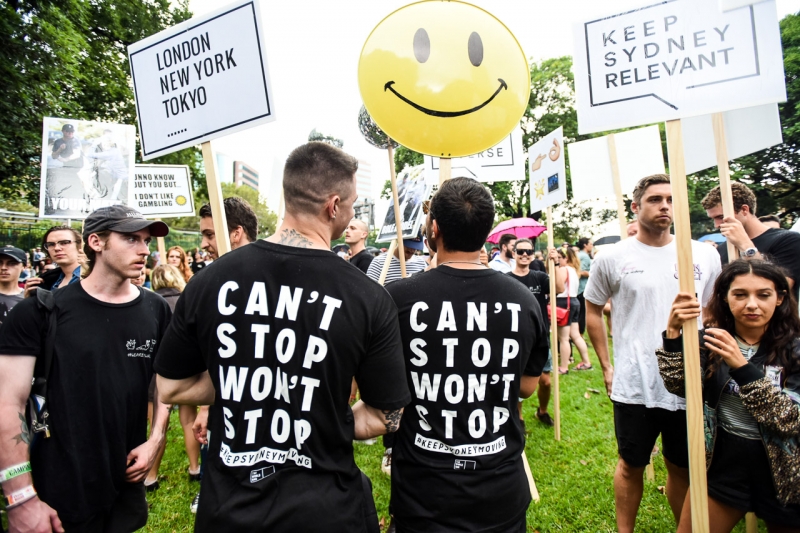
155, 217, 166, 266
546, 206, 561, 441
439, 157, 452, 187
387, 141, 407, 278
712, 113, 738, 263
201, 142, 231, 257
607, 134, 628, 239
665, 119, 710, 533
646, 451, 655, 481
521, 450, 540, 502
378, 240, 397, 286
745, 512, 758, 533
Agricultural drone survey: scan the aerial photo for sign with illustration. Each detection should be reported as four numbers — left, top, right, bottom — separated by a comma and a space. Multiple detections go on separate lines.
528, 127, 566, 213
377, 165, 432, 242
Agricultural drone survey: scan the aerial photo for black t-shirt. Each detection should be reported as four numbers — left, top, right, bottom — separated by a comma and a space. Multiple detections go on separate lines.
154, 240, 410, 532
0, 283, 171, 523
52, 137, 83, 168
385, 266, 548, 532
718, 228, 800, 300
0, 291, 24, 326
350, 248, 374, 274
507, 270, 550, 322
530, 259, 546, 272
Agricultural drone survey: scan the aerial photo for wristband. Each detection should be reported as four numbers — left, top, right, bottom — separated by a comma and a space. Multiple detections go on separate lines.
0, 462, 31, 482
5, 485, 37, 508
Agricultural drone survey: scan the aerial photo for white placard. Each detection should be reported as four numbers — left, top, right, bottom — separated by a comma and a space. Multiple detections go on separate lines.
424, 128, 524, 184
128, 0, 275, 160
681, 103, 782, 174
131, 165, 195, 218
568, 125, 666, 202
528, 127, 566, 213
39, 117, 135, 218
721, 0, 770, 12
573, 0, 786, 134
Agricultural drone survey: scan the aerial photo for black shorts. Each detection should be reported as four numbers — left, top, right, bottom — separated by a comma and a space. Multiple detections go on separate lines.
613, 401, 689, 468
708, 429, 800, 526
60, 482, 148, 533
556, 297, 580, 325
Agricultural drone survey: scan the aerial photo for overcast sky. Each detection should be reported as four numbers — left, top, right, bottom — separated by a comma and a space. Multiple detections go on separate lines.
187, 0, 800, 214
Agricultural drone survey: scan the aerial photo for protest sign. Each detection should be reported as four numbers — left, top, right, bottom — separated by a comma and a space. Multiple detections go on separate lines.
528, 127, 566, 214
721, 0, 770, 12
39, 117, 135, 218
573, 0, 785, 134
423, 129, 525, 184
681, 103, 782, 174
128, 0, 275, 160
376, 165, 432, 242
131, 164, 195, 218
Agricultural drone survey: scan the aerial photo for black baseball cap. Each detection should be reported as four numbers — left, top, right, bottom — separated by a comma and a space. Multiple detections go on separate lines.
0, 246, 26, 264
83, 206, 169, 239
62, 124, 75, 132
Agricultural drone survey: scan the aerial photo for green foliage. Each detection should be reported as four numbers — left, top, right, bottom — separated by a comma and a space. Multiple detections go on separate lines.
308, 128, 344, 149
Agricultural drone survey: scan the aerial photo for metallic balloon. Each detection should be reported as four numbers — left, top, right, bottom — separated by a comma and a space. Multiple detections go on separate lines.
358, 105, 398, 150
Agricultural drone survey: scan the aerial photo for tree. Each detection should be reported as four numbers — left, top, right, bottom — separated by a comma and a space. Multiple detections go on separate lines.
308, 129, 344, 149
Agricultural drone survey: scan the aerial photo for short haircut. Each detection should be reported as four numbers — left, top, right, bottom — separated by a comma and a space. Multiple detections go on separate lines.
759, 214, 781, 225
632, 173, 671, 205
430, 177, 495, 252
199, 197, 258, 242
42, 225, 81, 252
701, 182, 757, 215
577, 237, 591, 250
283, 142, 358, 215
514, 238, 533, 249
498, 233, 517, 249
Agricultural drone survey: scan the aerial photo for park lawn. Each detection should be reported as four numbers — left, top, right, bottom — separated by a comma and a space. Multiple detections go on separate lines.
137, 345, 758, 531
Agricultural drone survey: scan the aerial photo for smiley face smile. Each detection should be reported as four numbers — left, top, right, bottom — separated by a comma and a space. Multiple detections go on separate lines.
383, 79, 508, 118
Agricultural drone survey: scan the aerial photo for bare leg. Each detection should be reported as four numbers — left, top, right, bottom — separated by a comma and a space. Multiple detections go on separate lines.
558, 325, 571, 371
677, 489, 745, 533
537, 371, 551, 413
180, 404, 201, 474
569, 322, 590, 365
664, 457, 690, 524
615, 457, 646, 533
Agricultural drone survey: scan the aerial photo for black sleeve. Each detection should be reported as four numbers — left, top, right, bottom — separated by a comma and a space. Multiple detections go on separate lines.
355, 292, 411, 411
0, 297, 43, 357
153, 287, 206, 379
766, 232, 800, 285
523, 292, 548, 377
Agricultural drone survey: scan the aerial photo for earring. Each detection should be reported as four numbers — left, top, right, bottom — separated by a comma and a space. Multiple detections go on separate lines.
332, 215, 336, 220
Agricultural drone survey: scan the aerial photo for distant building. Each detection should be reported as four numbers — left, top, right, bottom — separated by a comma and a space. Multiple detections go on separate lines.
215, 152, 235, 184
234, 161, 259, 191
356, 159, 373, 200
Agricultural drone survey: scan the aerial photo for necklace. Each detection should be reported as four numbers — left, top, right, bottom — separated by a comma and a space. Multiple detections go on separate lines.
735, 334, 760, 347
438, 260, 484, 267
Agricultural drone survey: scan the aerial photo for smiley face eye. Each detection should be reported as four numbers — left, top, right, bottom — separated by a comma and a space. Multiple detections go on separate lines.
468, 31, 483, 67
414, 28, 430, 63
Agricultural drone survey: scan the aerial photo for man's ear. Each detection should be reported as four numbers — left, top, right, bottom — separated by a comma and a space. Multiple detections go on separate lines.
229, 226, 243, 245
631, 201, 639, 214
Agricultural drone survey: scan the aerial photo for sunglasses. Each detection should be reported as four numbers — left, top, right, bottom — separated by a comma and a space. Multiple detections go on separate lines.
514, 248, 534, 256
43, 239, 76, 250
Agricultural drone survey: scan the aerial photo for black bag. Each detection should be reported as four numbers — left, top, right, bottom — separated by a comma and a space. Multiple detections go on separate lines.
27, 288, 58, 443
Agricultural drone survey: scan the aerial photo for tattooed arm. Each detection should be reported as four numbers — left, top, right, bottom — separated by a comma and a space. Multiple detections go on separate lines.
351, 400, 404, 439
0, 355, 64, 531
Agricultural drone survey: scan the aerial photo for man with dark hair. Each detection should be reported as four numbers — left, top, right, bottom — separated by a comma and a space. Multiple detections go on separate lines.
702, 181, 800, 300
584, 174, 721, 533
345, 218, 373, 273
0, 206, 171, 532
199, 197, 258, 259
576, 237, 593, 335
50, 124, 83, 169
489, 233, 516, 273
154, 141, 410, 532
385, 177, 548, 532
24, 226, 83, 297
758, 214, 781, 229
0, 247, 26, 326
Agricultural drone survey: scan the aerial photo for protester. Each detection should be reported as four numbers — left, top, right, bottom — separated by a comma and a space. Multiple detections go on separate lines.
530, 248, 546, 272
0, 247, 26, 327
199, 196, 259, 260
366, 234, 427, 284
556, 247, 591, 373
333, 243, 351, 260
24, 226, 82, 297
345, 218, 373, 273
153, 141, 410, 532
385, 177, 548, 532
657, 259, 800, 532
166, 245, 193, 283
0, 206, 172, 532
131, 269, 148, 288
190, 248, 207, 274
488, 233, 516, 273
758, 214, 781, 229
703, 182, 800, 301
584, 174, 722, 533
508, 238, 565, 427
576, 237, 593, 335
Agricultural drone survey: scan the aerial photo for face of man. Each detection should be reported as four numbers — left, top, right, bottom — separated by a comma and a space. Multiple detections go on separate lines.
0, 257, 23, 285
200, 216, 218, 259
632, 183, 672, 232
344, 219, 368, 245
514, 242, 533, 267
44, 230, 80, 268
584, 242, 594, 253
62, 130, 74, 140
503, 239, 517, 259
95, 229, 152, 280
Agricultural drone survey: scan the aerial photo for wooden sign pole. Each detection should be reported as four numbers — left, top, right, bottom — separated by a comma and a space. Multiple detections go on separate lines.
439, 158, 452, 187
711, 113, 739, 264
546, 206, 561, 441
521, 449, 540, 502
387, 141, 407, 278
201, 142, 231, 257
607, 134, 629, 239
665, 119, 710, 533
745, 512, 758, 533
378, 240, 397, 286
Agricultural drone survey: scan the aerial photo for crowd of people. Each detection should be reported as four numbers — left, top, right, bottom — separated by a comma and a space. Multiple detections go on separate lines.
0, 141, 798, 533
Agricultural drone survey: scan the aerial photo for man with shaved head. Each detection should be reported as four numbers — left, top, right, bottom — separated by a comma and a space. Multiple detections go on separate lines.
345, 218, 373, 273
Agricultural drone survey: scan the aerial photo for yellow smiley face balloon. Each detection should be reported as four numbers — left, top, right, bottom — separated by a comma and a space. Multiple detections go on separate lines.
358, 0, 530, 158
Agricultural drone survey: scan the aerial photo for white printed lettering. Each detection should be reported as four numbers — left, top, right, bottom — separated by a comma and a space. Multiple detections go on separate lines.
442, 409, 457, 439
437, 302, 457, 331
217, 323, 237, 358
319, 295, 342, 330
243, 409, 263, 444
250, 367, 273, 401
409, 338, 428, 366
271, 409, 291, 443
218, 281, 239, 315
502, 339, 519, 367
244, 282, 268, 315
410, 302, 429, 332
219, 366, 248, 401
275, 286, 302, 321
471, 338, 491, 367
303, 335, 327, 369
466, 302, 487, 331
411, 371, 442, 401
444, 374, 464, 404
442, 338, 458, 367
251, 324, 270, 359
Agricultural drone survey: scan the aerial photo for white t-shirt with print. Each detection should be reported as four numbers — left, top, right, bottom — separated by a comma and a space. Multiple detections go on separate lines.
584, 237, 721, 410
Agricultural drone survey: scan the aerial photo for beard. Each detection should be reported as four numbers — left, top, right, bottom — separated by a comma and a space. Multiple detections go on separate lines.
505, 248, 514, 259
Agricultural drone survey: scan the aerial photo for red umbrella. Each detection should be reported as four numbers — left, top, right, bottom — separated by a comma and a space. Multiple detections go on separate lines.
486, 218, 546, 244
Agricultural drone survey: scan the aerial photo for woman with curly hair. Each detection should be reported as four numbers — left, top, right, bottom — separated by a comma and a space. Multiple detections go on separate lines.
657, 259, 800, 532
166, 245, 193, 283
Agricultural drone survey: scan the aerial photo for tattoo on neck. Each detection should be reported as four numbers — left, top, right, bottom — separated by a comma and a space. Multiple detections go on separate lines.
382, 408, 403, 433
278, 229, 314, 248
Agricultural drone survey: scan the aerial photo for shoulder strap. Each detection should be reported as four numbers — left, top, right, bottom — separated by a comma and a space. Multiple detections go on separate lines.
34, 289, 58, 383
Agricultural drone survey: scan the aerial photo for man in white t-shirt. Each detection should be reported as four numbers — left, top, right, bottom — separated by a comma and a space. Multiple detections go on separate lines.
489, 233, 516, 273
584, 174, 721, 533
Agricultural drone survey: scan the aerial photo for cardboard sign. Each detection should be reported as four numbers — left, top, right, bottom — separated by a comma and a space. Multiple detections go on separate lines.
572, 0, 785, 134
128, 0, 275, 160
568, 125, 665, 202
377, 165, 432, 242
681, 103, 782, 174
528, 127, 566, 213
423, 128, 525, 184
39, 117, 135, 218
131, 164, 195, 217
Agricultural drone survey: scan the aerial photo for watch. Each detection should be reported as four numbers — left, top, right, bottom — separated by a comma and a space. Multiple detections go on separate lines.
742, 247, 758, 258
